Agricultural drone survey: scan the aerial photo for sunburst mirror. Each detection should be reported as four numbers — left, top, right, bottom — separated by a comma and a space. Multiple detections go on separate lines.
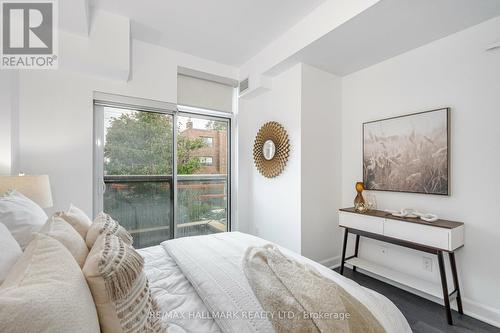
253, 121, 290, 178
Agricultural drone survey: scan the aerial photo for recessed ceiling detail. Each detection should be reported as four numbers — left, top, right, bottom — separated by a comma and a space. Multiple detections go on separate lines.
87, 0, 327, 66
294, 0, 500, 76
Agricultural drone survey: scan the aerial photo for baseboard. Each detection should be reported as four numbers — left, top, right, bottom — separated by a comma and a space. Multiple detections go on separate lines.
319, 256, 340, 269
344, 264, 500, 328
462, 297, 500, 328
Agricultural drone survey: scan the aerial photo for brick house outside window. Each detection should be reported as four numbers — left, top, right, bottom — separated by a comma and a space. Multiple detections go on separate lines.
179, 120, 227, 174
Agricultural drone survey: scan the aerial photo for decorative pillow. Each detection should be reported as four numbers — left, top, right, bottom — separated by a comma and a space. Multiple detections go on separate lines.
0, 222, 22, 284
86, 212, 132, 249
40, 216, 89, 268
0, 190, 48, 249
0, 234, 100, 333
83, 233, 165, 333
57, 204, 93, 238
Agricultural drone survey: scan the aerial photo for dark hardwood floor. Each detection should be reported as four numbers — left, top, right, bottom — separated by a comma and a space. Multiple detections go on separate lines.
334, 267, 500, 333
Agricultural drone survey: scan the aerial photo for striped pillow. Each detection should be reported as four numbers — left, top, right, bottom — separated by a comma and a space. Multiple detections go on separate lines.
86, 212, 133, 249
83, 233, 165, 333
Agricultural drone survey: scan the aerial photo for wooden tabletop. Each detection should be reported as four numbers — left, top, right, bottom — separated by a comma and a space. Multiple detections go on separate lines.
339, 207, 464, 229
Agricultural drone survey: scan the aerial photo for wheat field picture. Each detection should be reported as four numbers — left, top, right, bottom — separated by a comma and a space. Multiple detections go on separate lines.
363, 108, 449, 195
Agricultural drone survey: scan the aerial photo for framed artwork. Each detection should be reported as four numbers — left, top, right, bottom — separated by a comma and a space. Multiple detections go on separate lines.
363, 108, 449, 195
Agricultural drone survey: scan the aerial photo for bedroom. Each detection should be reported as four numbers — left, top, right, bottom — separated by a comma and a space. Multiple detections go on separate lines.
0, 0, 499, 332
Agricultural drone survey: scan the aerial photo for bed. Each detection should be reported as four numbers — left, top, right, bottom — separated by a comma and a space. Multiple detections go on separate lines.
139, 231, 412, 333
0, 195, 410, 333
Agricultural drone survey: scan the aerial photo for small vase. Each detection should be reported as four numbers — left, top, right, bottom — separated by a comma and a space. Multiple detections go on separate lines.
354, 182, 367, 213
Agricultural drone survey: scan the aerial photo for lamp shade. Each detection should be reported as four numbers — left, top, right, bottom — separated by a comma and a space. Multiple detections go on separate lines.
0, 175, 53, 208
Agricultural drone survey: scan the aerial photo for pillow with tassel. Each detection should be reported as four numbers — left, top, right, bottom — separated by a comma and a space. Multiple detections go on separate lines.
86, 212, 132, 249
83, 233, 165, 333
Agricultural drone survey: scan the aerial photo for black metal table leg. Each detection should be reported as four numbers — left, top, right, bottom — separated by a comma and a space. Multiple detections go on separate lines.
352, 234, 360, 272
438, 251, 453, 325
340, 228, 348, 275
449, 252, 464, 314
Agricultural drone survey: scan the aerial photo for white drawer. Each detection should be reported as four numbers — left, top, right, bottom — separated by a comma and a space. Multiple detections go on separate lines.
384, 219, 450, 250
339, 211, 384, 235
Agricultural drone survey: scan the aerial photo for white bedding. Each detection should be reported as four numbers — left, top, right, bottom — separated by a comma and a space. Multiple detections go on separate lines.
141, 232, 411, 333
139, 245, 221, 333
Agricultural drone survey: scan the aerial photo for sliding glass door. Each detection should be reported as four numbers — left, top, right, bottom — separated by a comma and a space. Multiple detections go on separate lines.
94, 102, 230, 248
97, 106, 174, 248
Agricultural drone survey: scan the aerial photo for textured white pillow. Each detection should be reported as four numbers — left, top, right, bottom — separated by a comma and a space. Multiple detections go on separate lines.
40, 216, 89, 268
0, 190, 48, 249
0, 233, 100, 333
0, 222, 22, 284
57, 204, 92, 238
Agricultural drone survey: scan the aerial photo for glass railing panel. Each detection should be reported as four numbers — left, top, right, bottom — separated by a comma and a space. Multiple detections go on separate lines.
104, 176, 173, 248
176, 175, 228, 238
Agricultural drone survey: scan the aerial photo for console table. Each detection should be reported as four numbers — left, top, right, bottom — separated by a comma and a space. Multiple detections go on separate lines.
338, 207, 464, 325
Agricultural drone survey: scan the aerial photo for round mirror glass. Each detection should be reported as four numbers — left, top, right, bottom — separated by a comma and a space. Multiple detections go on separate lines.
263, 140, 276, 160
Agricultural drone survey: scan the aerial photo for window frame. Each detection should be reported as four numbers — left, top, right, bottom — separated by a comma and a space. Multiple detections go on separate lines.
93, 94, 234, 242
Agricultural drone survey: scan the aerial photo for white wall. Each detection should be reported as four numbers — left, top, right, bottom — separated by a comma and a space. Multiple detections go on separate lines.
14, 32, 237, 216
238, 64, 302, 253
0, 72, 19, 175
301, 64, 342, 266
0, 73, 13, 175
60, 11, 131, 81
239, 63, 343, 264
341, 17, 500, 325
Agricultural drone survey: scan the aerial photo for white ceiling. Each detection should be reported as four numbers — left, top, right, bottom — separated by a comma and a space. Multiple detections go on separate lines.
89, 0, 327, 66
294, 0, 500, 76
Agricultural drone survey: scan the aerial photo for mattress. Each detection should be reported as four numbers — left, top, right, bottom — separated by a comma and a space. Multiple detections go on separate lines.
139, 245, 221, 333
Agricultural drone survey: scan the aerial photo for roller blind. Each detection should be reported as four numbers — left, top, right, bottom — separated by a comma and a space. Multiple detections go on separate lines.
177, 74, 234, 113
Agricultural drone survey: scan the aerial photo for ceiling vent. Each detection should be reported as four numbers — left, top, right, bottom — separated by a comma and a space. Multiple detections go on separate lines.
239, 78, 249, 95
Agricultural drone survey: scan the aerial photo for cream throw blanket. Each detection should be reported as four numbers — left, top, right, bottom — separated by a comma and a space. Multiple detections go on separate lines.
243, 245, 386, 333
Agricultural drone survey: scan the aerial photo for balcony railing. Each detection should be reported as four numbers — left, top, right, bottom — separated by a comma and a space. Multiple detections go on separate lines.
103, 174, 228, 248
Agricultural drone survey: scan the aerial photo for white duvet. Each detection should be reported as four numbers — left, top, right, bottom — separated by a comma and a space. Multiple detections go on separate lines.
140, 232, 411, 333
139, 245, 222, 333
